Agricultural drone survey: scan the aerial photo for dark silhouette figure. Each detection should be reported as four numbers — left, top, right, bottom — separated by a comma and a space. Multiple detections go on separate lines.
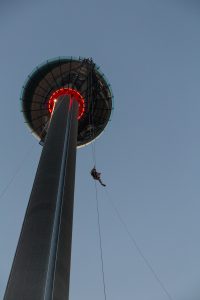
91, 167, 106, 187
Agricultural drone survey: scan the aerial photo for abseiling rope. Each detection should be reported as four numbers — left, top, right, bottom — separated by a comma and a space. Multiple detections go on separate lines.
0, 143, 36, 201
88, 61, 97, 167
0, 106, 60, 202
104, 189, 175, 300
88, 62, 107, 299
94, 180, 107, 300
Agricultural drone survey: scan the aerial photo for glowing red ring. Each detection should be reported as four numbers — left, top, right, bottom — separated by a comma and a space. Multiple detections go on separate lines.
48, 88, 85, 120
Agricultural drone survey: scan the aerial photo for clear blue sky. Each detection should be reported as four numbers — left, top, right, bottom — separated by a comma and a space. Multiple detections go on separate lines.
1, 0, 200, 299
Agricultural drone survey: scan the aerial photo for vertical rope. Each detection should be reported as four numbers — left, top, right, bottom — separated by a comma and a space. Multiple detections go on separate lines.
87, 59, 97, 167
94, 181, 107, 300
89, 59, 107, 299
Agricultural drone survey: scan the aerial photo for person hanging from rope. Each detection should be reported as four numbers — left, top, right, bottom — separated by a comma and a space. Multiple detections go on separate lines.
91, 166, 106, 187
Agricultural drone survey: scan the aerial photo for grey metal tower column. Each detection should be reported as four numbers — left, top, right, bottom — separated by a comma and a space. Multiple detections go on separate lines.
4, 96, 78, 300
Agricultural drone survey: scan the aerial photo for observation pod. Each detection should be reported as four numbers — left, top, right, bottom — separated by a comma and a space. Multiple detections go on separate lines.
21, 57, 113, 147
4, 57, 113, 300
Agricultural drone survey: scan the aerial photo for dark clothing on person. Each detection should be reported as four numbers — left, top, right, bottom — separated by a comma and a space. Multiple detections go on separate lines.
91, 167, 106, 187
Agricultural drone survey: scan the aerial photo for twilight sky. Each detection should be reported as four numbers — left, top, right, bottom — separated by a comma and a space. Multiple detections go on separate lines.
1, 1, 200, 299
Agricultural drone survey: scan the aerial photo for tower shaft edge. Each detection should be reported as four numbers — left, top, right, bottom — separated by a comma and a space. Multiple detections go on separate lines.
4, 96, 78, 300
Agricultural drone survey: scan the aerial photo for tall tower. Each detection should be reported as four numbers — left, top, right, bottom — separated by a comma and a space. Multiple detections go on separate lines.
4, 57, 113, 300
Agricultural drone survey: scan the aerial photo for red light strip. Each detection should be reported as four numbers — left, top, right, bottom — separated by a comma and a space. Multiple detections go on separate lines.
48, 88, 85, 120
